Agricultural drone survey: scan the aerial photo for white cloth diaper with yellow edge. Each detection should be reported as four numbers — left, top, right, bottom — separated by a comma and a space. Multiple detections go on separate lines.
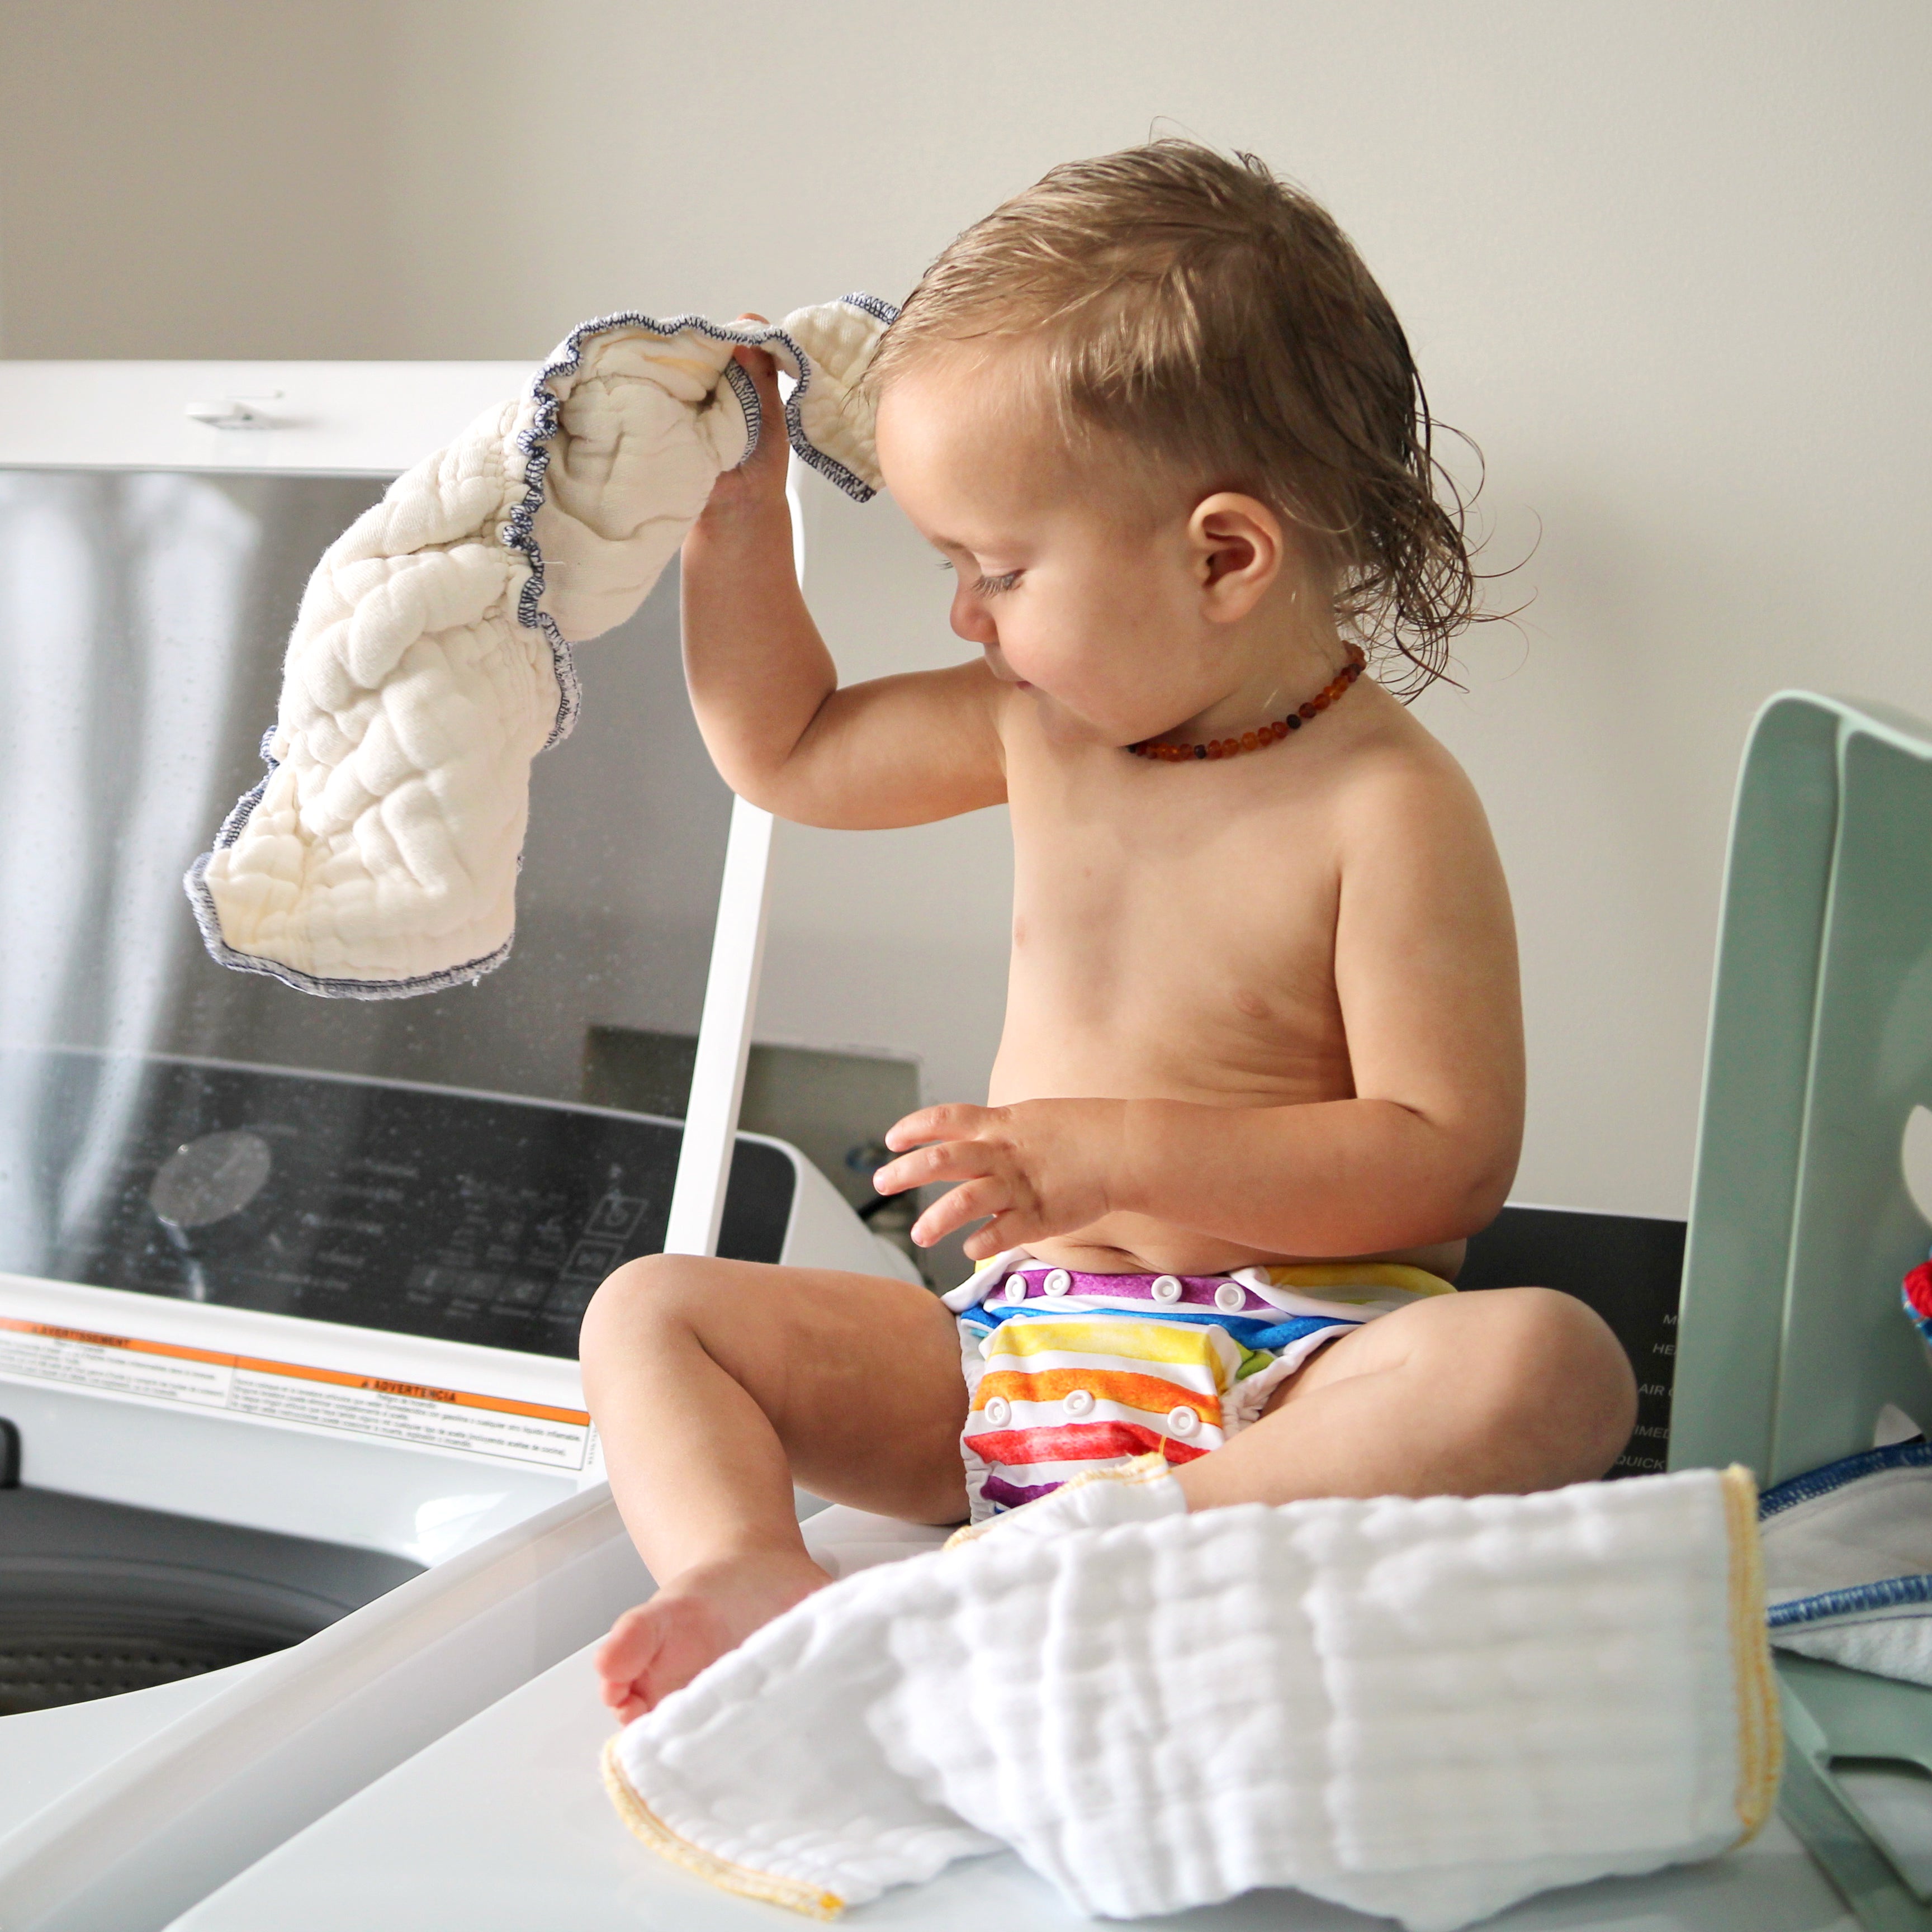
604, 1464, 1778, 1929
187, 297, 892, 997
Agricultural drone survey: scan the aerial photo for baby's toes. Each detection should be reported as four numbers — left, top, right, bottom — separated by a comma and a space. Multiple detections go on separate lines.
594, 1604, 664, 1713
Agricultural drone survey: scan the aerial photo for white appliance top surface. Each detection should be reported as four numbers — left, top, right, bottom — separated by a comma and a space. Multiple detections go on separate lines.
173, 1636, 1853, 1932
0, 361, 536, 474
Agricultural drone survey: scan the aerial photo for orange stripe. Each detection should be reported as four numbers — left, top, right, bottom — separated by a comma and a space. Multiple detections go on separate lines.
977, 1365, 1217, 1425
0, 1315, 586, 1425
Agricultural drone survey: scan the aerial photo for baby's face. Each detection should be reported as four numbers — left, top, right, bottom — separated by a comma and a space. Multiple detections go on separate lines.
874, 349, 1234, 746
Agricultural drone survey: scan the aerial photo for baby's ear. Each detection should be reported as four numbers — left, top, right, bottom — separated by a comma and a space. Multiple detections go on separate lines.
1189, 492, 1283, 619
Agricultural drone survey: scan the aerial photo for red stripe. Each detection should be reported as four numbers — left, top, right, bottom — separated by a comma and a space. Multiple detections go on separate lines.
967, 1420, 1208, 1466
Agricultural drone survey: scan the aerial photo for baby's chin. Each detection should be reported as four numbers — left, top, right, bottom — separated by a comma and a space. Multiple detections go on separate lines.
1024, 685, 1147, 749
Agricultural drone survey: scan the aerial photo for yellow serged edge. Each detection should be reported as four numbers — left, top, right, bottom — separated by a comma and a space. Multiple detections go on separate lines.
600, 1733, 845, 1920
943, 1449, 1171, 1551
1720, 1463, 1783, 1842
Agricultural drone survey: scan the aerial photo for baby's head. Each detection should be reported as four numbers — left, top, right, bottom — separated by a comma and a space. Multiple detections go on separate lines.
868, 142, 1474, 746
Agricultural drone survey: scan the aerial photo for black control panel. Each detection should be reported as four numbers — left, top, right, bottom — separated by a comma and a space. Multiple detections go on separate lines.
1460, 1204, 1686, 1476
0, 1048, 793, 1361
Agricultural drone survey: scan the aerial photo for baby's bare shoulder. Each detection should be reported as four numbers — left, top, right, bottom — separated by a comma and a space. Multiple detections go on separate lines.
1326, 694, 1502, 884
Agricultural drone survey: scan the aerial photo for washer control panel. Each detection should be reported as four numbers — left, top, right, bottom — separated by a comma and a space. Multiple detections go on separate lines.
0, 1048, 791, 1361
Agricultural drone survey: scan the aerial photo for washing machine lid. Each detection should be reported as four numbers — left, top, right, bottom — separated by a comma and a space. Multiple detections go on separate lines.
0, 371, 789, 1478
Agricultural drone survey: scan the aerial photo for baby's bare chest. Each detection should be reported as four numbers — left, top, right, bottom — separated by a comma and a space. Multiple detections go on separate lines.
998, 764, 1350, 1095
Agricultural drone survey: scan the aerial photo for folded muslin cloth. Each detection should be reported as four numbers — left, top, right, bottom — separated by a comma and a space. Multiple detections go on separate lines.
603, 1465, 1778, 1929
1763, 1440, 1932, 1685
186, 298, 892, 997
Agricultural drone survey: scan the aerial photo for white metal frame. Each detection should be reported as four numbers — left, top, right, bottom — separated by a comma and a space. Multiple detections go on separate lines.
660, 466, 806, 1257
661, 796, 775, 1256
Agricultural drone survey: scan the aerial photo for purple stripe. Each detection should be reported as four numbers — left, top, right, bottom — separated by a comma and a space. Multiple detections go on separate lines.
982, 1472, 1067, 1512
1003, 1266, 1270, 1315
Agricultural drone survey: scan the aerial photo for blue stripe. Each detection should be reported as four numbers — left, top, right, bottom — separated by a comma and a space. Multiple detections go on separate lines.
956, 1300, 1360, 1355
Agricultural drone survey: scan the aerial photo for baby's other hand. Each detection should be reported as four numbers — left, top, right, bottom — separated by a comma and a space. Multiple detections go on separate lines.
874, 1099, 1125, 1259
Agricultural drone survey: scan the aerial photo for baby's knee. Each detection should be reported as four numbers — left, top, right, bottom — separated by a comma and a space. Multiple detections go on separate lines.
1481, 1286, 1637, 1482
580, 1252, 727, 1359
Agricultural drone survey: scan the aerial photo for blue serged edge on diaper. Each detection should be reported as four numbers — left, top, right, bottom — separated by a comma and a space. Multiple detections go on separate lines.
1758, 1439, 1932, 1520
502, 293, 896, 749
1769, 1573, 1932, 1630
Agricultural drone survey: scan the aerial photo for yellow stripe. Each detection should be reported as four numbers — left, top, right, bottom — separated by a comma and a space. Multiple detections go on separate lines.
601, 1735, 845, 1919
1719, 1464, 1782, 1842
988, 1318, 1230, 1367
1263, 1263, 1456, 1301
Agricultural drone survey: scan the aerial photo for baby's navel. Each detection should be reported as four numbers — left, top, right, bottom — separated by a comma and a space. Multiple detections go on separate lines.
1232, 987, 1271, 1021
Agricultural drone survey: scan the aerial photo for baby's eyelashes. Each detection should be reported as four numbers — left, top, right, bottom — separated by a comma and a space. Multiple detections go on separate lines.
934, 560, 1022, 597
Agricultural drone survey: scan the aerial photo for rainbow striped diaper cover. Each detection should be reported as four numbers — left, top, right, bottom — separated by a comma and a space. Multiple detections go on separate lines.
943, 1250, 1454, 1521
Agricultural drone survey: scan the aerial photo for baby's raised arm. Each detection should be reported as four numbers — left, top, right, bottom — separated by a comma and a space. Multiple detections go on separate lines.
680, 345, 1006, 830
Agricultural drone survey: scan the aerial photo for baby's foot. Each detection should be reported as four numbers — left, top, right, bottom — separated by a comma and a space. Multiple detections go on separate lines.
594, 1547, 832, 1723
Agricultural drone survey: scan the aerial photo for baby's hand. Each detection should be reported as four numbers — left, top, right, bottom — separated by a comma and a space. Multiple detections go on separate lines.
874, 1100, 1125, 1259
698, 315, 789, 523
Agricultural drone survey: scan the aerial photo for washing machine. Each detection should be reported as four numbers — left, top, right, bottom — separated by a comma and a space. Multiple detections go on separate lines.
0, 362, 911, 1926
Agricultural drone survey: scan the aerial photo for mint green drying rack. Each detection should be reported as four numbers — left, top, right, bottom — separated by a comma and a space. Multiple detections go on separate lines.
1671, 690, 1932, 1928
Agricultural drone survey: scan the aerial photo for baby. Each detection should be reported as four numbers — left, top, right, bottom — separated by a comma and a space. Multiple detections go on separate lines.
585, 142, 1636, 1721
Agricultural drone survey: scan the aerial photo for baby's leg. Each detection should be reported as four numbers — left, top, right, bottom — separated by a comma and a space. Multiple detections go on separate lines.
1176, 1286, 1635, 1512
579, 1256, 966, 1720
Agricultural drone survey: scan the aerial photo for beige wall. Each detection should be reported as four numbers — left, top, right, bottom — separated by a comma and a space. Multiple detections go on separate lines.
7, 2, 1929, 1218
0, 2, 395, 358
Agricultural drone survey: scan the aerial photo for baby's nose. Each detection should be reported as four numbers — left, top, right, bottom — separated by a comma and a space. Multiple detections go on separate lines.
949, 587, 997, 647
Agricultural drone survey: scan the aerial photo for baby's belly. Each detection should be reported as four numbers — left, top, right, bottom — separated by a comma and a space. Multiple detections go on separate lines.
984, 980, 1455, 1279
1018, 1218, 1467, 1283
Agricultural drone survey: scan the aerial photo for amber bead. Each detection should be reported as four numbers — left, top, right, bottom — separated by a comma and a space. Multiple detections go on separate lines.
1133, 644, 1365, 763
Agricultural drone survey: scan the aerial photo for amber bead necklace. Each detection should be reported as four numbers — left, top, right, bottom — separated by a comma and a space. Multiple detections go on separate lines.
1128, 644, 1368, 762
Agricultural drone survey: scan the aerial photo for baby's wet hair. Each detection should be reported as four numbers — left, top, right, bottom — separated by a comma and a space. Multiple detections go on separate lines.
867, 141, 1479, 695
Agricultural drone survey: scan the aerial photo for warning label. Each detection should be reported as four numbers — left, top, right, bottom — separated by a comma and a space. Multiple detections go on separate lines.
0, 1317, 591, 1471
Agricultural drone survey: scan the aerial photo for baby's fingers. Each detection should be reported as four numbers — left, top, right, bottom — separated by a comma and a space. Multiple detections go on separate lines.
884, 1102, 992, 1154
911, 1176, 1013, 1249
873, 1133, 998, 1199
